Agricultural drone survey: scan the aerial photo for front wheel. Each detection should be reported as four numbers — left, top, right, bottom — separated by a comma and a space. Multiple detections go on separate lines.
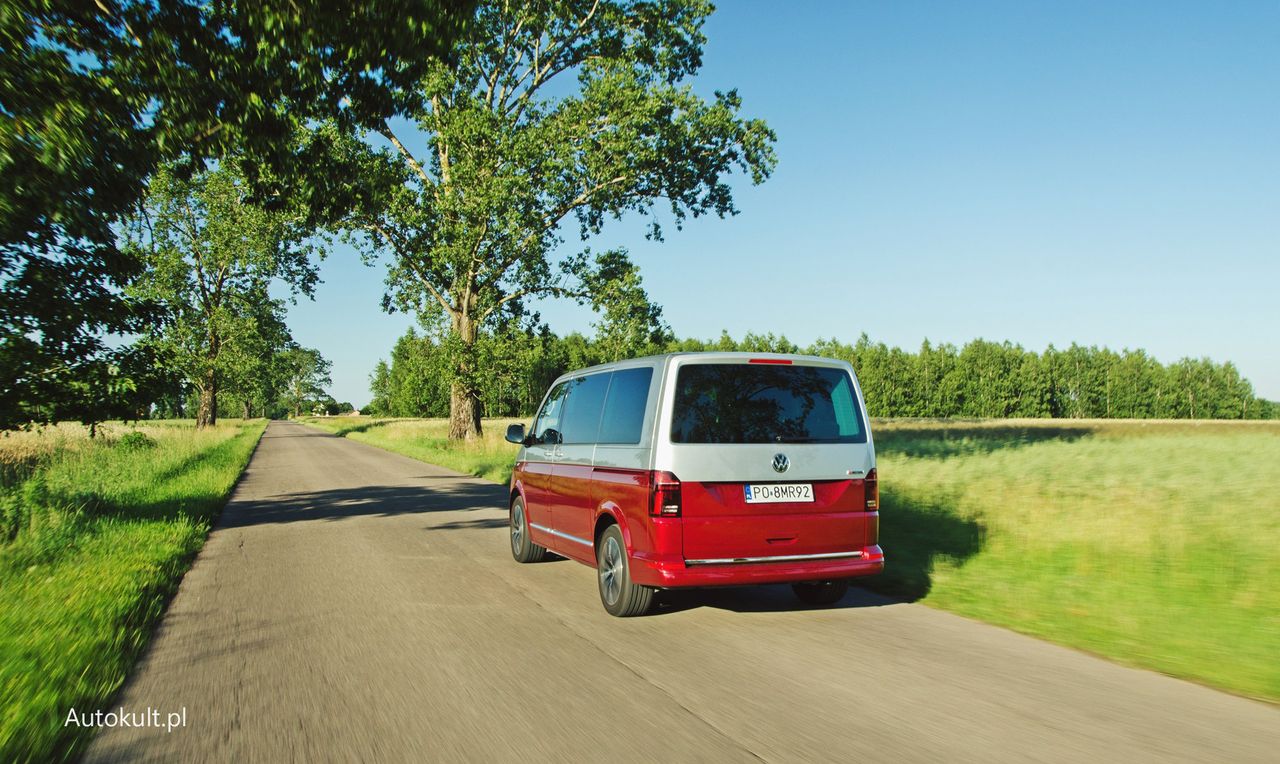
510, 496, 547, 563
596, 525, 654, 617
791, 579, 849, 606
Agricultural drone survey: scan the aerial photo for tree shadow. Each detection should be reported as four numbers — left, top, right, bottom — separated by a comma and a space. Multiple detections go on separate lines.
875, 423, 1094, 459
430, 516, 510, 531
290, 419, 405, 438
854, 485, 985, 602
218, 482, 511, 528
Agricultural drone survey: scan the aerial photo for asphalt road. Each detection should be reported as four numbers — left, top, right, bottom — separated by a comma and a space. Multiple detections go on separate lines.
85, 421, 1278, 763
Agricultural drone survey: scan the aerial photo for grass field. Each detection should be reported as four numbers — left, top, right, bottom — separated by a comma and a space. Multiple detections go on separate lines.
304, 415, 1280, 701
0, 420, 265, 762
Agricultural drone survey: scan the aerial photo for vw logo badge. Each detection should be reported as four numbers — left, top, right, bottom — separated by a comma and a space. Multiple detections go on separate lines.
772, 453, 790, 473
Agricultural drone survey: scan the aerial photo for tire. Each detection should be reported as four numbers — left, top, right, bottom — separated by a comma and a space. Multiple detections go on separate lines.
509, 496, 547, 563
596, 525, 654, 617
791, 579, 849, 606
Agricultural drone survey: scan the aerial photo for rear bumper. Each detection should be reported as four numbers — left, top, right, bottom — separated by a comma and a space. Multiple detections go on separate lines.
631, 545, 884, 588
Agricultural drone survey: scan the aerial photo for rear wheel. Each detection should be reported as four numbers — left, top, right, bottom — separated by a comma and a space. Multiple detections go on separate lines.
509, 496, 547, 563
791, 579, 849, 606
596, 525, 654, 617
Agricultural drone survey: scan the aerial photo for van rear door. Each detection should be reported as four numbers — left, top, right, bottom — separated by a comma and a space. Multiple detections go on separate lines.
660, 359, 876, 563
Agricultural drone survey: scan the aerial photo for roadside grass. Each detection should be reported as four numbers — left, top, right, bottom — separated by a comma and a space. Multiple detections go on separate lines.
300, 416, 525, 483
0, 420, 265, 762
308, 415, 1280, 700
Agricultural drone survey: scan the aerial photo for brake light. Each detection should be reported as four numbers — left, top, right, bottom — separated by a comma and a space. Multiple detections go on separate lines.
650, 471, 682, 516
748, 358, 792, 364
864, 468, 878, 510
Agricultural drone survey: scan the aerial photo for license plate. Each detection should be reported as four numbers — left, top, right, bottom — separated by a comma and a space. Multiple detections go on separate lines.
743, 483, 814, 504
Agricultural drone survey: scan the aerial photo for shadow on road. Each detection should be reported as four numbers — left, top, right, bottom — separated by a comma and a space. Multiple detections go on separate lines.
219, 482, 510, 528
430, 517, 510, 531
650, 583, 895, 615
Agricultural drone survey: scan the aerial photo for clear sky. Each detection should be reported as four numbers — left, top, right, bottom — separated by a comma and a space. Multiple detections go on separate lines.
283, 0, 1280, 407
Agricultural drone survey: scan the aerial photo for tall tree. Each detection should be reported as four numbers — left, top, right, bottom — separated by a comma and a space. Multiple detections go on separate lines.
281, 347, 333, 418
124, 164, 321, 427
335, 0, 776, 439
0, 1, 474, 430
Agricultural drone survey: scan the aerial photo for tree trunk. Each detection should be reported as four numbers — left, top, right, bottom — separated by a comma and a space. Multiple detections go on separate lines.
447, 310, 482, 440
448, 381, 482, 440
197, 369, 217, 428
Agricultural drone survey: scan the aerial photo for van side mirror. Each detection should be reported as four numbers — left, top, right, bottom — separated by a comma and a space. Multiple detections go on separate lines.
504, 423, 526, 445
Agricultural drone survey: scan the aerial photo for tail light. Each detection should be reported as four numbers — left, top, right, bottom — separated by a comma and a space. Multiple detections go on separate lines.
864, 468, 879, 510
650, 471, 682, 517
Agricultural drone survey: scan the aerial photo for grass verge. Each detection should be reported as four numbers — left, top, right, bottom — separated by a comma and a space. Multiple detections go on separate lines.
300, 416, 525, 483
301, 415, 1279, 701
0, 420, 266, 761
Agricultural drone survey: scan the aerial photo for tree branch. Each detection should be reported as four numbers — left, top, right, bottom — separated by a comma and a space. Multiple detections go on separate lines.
365, 222, 455, 316
378, 122, 433, 186
503, 0, 600, 119
485, 8, 527, 107
479, 283, 589, 322
517, 174, 629, 251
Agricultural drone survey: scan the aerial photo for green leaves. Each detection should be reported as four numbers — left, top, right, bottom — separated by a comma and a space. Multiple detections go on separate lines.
1, 1, 473, 429
123, 162, 324, 425
332, 0, 776, 437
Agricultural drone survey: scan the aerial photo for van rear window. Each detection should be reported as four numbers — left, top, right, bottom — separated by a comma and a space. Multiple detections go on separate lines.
670, 364, 866, 444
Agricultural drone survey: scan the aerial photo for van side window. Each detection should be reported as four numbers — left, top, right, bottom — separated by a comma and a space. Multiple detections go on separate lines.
598, 367, 653, 444
560, 373, 610, 444
533, 381, 570, 444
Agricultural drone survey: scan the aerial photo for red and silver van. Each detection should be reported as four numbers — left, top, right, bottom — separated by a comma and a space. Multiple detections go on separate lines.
505, 352, 884, 616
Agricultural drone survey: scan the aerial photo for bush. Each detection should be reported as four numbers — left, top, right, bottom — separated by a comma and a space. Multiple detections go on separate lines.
116, 431, 158, 451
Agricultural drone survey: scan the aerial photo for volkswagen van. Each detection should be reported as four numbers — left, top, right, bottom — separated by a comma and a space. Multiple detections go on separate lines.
504, 352, 884, 616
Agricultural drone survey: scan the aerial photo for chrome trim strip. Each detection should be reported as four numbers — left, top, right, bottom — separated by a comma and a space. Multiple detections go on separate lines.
529, 522, 593, 547
685, 550, 863, 566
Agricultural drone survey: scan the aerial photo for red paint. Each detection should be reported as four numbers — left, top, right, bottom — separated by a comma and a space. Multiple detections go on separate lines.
510, 464, 883, 589
549, 461, 595, 556
515, 460, 555, 547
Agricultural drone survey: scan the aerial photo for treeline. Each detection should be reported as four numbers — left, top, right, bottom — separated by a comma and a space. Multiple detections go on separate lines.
369, 328, 1277, 420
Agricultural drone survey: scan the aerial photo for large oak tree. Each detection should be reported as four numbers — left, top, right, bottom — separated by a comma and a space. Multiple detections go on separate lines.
332, 0, 777, 439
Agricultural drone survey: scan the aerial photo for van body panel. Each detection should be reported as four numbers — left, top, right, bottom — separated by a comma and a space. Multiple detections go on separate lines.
634, 546, 884, 587
551, 444, 596, 552
518, 455, 556, 533
508, 352, 884, 594
590, 466, 681, 577
679, 478, 872, 560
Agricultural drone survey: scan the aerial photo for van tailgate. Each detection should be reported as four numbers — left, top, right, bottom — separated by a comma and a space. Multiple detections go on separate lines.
681, 477, 871, 562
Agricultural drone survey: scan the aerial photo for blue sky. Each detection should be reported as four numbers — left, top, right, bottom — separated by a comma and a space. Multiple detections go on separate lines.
284, 1, 1280, 406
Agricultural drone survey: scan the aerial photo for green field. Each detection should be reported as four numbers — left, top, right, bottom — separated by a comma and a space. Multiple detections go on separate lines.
304, 415, 1280, 701
0, 420, 265, 762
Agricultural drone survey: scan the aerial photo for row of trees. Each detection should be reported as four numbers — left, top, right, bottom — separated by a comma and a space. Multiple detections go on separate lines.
368, 327, 1277, 420
2, 1, 475, 431
3, 1, 775, 439
122, 165, 340, 425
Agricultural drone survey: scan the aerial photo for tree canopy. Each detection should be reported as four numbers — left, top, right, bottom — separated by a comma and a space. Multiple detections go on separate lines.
0, 0, 474, 430
329, 0, 777, 439
367, 326, 1276, 422
124, 163, 323, 426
